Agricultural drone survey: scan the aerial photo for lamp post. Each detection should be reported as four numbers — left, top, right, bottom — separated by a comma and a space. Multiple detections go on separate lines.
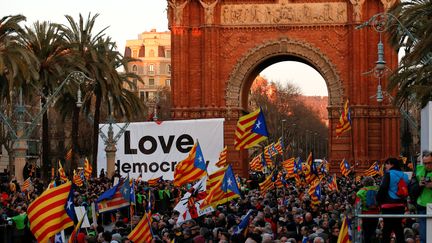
357, 12, 426, 158
0, 71, 91, 182
99, 94, 130, 178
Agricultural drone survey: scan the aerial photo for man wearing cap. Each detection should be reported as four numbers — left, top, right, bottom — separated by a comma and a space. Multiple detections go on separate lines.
415, 150, 432, 243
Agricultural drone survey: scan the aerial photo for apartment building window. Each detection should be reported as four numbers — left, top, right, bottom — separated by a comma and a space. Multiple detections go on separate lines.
149, 78, 155, 86
139, 91, 145, 102
165, 79, 171, 86
148, 64, 154, 74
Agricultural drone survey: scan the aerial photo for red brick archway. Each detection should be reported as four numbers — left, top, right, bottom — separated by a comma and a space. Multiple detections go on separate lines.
168, 0, 401, 176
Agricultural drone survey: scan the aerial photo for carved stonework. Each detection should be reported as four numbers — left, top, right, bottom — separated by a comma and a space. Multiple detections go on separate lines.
319, 28, 349, 59
225, 38, 344, 110
168, 0, 189, 26
199, 0, 219, 25
350, 0, 365, 22
221, 2, 347, 26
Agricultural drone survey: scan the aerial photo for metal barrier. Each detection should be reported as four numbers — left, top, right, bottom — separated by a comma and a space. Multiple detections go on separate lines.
354, 203, 432, 243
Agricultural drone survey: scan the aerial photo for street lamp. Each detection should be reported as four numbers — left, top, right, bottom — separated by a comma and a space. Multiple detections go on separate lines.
0, 71, 91, 182
357, 12, 432, 103
98, 94, 130, 177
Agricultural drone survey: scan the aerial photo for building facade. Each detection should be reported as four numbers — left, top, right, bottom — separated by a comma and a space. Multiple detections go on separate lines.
124, 29, 171, 104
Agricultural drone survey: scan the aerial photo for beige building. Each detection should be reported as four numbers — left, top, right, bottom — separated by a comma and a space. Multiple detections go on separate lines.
124, 29, 171, 103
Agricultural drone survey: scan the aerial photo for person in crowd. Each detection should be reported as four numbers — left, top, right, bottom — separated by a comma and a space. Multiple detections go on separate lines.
414, 150, 432, 243
356, 176, 379, 242
376, 157, 409, 243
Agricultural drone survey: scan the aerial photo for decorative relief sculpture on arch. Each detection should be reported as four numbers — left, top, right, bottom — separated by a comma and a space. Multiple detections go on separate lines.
350, 0, 365, 22
199, 0, 219, 25
168, 0, 189, 25
221, 2, 347, 26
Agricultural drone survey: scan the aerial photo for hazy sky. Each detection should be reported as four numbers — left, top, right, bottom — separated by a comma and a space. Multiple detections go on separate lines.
3, 0, 328, 96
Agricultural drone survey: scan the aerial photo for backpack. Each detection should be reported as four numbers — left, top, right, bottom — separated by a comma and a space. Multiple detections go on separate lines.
396, 177, 409, 198
364, 189, 378, 209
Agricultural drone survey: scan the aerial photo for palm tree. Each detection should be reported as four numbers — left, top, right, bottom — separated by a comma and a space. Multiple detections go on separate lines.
59, 13, 146, 174
386, 0, 432, 107
87, 37, 146, 174
0, 15, 39, 174
57, 13, 106, 172
20, 21, 76, 181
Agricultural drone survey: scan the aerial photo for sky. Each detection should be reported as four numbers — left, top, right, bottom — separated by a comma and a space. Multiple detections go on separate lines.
3, 0, 328, 96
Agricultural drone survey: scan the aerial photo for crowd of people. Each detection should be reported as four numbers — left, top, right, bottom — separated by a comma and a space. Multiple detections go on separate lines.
0, 151, 431, 243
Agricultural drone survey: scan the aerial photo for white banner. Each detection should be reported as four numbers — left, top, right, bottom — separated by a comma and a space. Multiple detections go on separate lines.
97, 119, 224, 180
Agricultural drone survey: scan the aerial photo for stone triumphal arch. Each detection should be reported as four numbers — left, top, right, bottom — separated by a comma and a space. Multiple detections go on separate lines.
168, 0, 400, 175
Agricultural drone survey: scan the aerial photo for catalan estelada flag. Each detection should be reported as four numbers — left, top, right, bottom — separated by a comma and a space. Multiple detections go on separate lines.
340, 159, 351, 177
28, 181, 74, 243
97, 178, 130, 213
234, 108, 268, 150
215, 146, 228, 167
336, 99, 352, 137
173, 141, 208, 187
147, 176, 163, 187
201, 165, 241, 208
68, 210, 86, 243
128, 212, 153, 243
259, 172, 275, 194
84, 158, 92, 180
337, 216, 353, 243
328, 175, 339, 192
364, 161, 380, 177
274, 137, 284, 155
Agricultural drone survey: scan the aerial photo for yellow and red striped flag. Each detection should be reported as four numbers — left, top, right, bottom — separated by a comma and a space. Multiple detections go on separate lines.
336, 99, 352, 137
201, 165, 241, 208
337, 216, 353, 243
364, 161, 380, 177
28, 181, 74, 243
84, 158, 92, 180
249, 153, 264, 172
21, 178, 32, 192
282, 158, 295, 176
58, 161, 68, 182
68, 210, 86, 243
147, 176, 162, 187
340, 159, 351, 177
73, 170, 83, 187
128, 212, 153, 243
215, 146, 228, 168
328, 175, 339, 192
259, 173, 275, 194
173, 141, 208, 187
234, 108, 268, 150
65, 147, 72, 161
207, 167, 227, 192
